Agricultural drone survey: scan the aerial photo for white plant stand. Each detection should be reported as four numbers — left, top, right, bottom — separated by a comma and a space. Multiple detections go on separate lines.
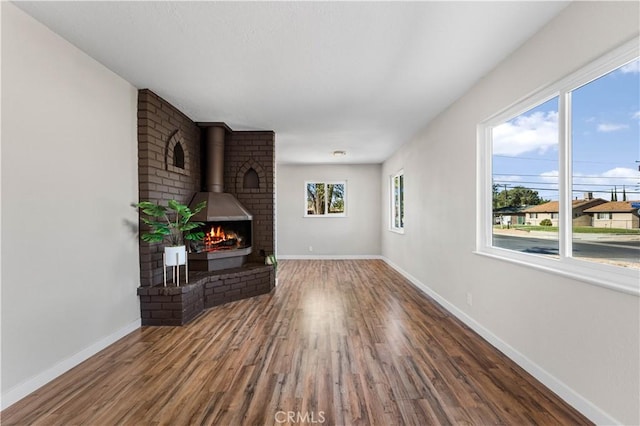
163, 246, 189, 287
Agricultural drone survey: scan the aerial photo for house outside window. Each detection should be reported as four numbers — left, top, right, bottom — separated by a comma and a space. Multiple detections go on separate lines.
391, 171, 404, 232
477, 40, 639, 294
305, 181, 346, 217
587, 202, 640, 229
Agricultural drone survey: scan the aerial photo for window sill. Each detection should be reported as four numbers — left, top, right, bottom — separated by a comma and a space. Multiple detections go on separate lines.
303, 214, 347, 218
473, 248, 639, 296
389, 228, 405, 235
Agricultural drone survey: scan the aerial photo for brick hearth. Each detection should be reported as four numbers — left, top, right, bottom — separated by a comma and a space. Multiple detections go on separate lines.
137, 264, 275, 326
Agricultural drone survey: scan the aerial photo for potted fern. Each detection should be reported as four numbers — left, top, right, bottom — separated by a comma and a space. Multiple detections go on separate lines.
134, 199, 207, 266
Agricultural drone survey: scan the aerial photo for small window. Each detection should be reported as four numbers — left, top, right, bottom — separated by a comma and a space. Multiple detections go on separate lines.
597, 212, 612, 220
391, 171, 404, 232
305, 181, 346, 217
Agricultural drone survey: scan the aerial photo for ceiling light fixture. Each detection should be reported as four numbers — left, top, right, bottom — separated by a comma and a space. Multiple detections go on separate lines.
332, 150, 347, 157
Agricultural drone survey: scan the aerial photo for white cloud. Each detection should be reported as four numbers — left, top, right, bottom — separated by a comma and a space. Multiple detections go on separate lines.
620, 59, 640, 74
536, 171, 559, 195
530, 168, 640, 200
597, 123, 629, 132
540, 170, 558, 182
601, 167, 639, 179
573, 167, 640, 200
573, 167, 637, 186
494, 175, 523, 183
492, 111, 558, 156
633, 111, 640, 120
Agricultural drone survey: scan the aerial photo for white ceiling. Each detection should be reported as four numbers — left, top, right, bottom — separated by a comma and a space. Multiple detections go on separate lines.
15, 1, 569, 164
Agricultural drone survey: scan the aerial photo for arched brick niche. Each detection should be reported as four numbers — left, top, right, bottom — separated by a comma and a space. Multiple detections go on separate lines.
236, 159, 267, 193
166, 130, 191, 176
243, 168, 260, 189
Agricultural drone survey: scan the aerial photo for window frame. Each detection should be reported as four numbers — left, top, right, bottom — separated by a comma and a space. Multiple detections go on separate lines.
390, 170, 405, 234
476, 39, 639, 296
304, 180, 347, 218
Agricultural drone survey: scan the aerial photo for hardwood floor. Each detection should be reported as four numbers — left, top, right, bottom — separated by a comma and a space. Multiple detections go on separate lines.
2, 260, 591, 425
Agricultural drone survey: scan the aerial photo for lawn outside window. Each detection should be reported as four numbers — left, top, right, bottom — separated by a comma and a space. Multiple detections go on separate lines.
305, 181, 346, 217
476, 39, 640, 295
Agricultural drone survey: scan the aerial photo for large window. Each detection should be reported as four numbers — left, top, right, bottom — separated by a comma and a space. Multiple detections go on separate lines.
305, 181, 346, 217
478, 40, 639, 294
391, 171, 405, 232
491, 96, 559, 256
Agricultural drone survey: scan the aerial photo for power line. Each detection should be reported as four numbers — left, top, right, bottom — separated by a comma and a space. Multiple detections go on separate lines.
493, 180, 640, 188
493, 173, 638, 180
493, 154, 636, 166
494, 186, 640, 195
492, 155, 556, 162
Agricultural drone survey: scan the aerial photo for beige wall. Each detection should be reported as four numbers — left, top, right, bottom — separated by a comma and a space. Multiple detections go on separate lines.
527, 212, 558, 227
1, 3, 140, 407
381, 2, 639, 424
592, 213, 640, 229
277, 164, 381, 257
528, 213, 594, 227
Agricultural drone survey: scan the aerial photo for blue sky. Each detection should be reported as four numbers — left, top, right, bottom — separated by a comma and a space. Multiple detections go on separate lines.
492, 58, 639, 202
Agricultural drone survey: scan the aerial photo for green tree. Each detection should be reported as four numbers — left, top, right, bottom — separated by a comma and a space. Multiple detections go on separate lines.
493, 185, 546, 208
492, 184, 499, 209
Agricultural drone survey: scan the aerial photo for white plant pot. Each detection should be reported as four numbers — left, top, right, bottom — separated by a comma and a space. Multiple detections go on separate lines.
165, 245, 186, 266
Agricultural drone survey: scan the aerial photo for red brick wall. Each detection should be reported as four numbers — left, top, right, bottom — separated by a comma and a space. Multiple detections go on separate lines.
137, 89, 201, 286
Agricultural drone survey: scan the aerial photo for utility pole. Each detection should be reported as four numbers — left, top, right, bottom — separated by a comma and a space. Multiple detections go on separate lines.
504, 184, 508, 207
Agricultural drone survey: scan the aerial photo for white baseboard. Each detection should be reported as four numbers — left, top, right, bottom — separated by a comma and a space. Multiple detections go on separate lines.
381, 256, 619, 426
277, 254, 383, 260
1, 319, 141, 410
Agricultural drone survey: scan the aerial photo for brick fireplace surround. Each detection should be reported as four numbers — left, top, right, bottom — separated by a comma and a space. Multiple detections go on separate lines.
136, 89, 275, 326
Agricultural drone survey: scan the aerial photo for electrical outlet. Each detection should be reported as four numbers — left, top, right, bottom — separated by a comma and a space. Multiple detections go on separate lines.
308, 246, 313, 252
466, 292, 473, 306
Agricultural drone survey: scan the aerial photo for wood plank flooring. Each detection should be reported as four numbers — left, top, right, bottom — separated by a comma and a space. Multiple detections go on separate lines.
2, 260, 592, 425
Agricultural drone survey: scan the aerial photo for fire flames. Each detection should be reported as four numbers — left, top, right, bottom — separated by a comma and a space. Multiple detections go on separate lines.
204, 226, 240, 251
